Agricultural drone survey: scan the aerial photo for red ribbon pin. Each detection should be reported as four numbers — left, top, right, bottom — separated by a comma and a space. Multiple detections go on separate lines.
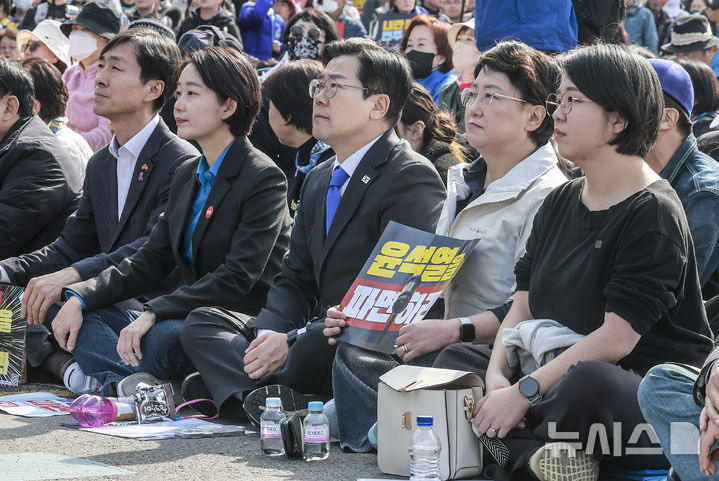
205, 206, 214, 219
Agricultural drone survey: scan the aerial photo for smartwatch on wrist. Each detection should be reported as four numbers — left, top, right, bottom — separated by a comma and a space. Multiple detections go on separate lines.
458, 317, 475, 343
518, 375, 542, 406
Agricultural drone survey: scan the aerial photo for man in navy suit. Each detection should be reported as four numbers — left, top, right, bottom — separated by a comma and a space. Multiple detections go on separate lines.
179, 38, 446, 419
0, 29, 198, 391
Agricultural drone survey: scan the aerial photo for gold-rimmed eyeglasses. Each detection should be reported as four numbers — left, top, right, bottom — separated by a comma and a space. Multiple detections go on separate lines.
545, 92, 593, 116
460, 88, 528, 108
309, 78, 375, 99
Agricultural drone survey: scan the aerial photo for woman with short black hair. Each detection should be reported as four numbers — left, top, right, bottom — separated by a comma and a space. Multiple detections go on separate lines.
65, 46, 292, 397
435, 43, 713, 480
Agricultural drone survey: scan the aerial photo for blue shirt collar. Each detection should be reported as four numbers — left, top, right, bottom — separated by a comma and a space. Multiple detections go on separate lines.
196, 138, 235, 185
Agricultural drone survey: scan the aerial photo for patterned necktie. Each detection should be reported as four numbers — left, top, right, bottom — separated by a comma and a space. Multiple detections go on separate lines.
326, 166, 349, 234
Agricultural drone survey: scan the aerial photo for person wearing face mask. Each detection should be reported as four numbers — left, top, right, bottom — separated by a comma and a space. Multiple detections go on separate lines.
22, 0, 70, 31
246, 10, 338, 188
439, 18, 479, 134
60, 2, 121, 152
314, 0, 367, 39
280, 9, 339, 62
400, 14, 457, 105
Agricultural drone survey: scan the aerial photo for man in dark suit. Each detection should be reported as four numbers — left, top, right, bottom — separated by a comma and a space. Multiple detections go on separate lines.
0, 29, 197, 392
50, 46, 290, 398
0, 59, 79, 261
179, 38, 446, 419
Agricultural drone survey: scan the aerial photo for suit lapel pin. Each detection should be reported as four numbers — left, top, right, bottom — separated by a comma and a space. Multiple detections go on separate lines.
361, 175, 370, 184
138, 163, 149, 182
205, 206, 214, 219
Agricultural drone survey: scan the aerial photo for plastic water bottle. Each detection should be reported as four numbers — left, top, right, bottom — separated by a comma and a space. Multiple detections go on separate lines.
409, 415, 441, 480
260, 397, 286, 456
69, 394, 136, 427
303, 401, 330, 461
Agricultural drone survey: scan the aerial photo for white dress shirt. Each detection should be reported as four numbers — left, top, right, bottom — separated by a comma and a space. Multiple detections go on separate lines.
256, 134, 384, 339
0, 116, 160, 283
330, 133, 383, 196
108, 115, 160, 220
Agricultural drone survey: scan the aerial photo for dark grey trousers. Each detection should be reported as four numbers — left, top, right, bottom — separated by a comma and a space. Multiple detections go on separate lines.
180, 306, 337, 410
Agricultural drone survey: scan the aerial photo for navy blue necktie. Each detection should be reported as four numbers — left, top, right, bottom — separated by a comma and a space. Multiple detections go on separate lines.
326, 166, 349, 234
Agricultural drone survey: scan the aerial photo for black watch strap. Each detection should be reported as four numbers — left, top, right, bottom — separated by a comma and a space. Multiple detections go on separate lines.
458, 317, 475, 343
518, 375, 542, 407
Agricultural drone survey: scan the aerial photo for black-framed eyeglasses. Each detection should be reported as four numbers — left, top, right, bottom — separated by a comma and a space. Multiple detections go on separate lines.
545, 92, 593, 116
289, 24, 323, 41
22, 41, 40, 53
309, 78, 375, 99
460, 88, 527, 108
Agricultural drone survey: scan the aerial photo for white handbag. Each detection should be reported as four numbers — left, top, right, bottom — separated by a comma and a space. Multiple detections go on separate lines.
377, 365, 485, 480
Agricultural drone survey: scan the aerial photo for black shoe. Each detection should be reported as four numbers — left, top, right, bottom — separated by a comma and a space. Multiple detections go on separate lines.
180, 372, 218, 418
242, 384, 328, 427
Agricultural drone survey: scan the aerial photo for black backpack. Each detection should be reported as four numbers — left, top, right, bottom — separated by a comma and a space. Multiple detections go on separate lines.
572, 0, 626, 44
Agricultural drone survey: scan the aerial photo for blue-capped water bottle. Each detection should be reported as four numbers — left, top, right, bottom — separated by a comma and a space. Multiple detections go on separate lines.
303, 401, 330, 461
409, 415, 441, 480
260, 397, 286, 456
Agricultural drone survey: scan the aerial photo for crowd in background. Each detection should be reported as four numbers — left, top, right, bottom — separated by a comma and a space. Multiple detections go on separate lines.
5, 0, 719, 481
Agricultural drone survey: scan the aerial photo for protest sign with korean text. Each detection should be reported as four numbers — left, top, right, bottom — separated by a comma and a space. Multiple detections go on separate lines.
374, 12, 414, 53
0, 284, 25, 387
336, 221, 477, 353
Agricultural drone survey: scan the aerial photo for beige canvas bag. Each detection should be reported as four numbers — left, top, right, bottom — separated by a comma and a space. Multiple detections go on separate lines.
377, 365, 485, 480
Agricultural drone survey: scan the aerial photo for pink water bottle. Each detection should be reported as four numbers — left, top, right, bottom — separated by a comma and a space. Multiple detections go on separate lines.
70, 394, 136, 427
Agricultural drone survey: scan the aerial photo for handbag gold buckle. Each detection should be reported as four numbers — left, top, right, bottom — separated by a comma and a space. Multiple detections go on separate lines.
464, 395, 475, 421
401, 411, 412, 430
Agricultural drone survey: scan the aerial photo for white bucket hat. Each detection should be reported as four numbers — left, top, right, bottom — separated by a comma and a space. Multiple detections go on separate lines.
17, 19, 71, 68
447, 17, 475, 48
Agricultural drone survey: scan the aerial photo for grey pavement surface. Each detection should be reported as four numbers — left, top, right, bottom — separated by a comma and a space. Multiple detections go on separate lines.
0, 389, 398, 481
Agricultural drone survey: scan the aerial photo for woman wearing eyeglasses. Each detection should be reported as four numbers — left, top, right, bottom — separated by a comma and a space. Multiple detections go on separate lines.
322, 40, 566, 454
392, 40, 567, 365
435, 44, 713, 480
282, 9, 339, 61
17, 20, 70, 73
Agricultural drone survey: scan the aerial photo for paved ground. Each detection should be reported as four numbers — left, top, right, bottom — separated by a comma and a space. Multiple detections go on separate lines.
0, 385, 398, 481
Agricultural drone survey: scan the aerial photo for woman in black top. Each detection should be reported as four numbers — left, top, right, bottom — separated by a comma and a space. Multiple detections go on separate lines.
434, 44, 714, 480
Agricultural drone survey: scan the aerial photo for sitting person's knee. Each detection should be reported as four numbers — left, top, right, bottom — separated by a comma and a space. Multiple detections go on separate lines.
556, 361, 620, 404
181, 307, 216, 344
